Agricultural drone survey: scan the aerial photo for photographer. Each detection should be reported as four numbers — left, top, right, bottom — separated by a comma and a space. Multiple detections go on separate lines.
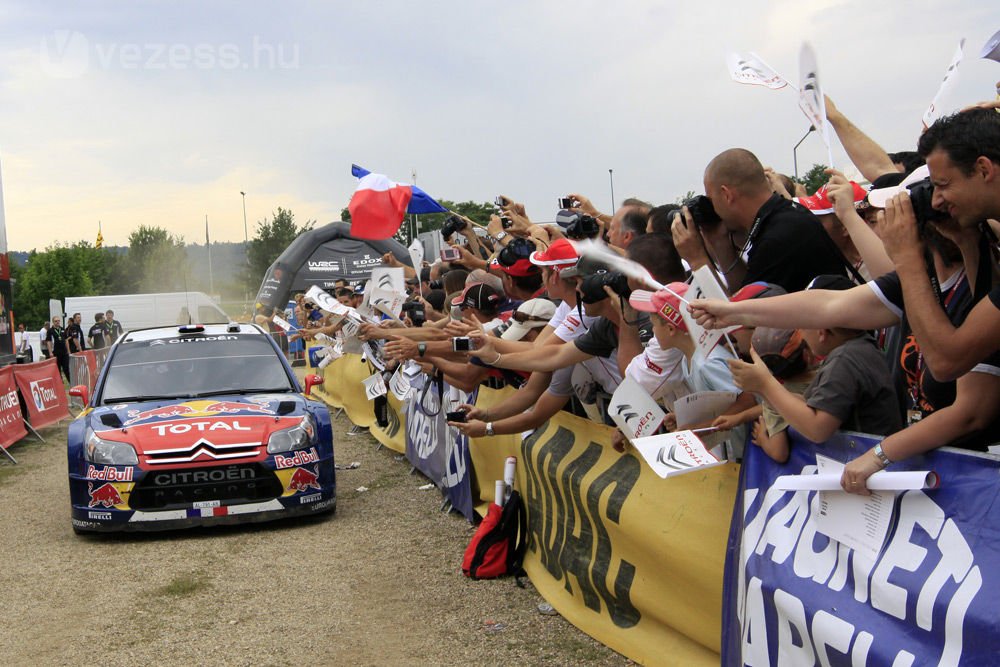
675, 148, 851, 294
876, 108, 1000, 381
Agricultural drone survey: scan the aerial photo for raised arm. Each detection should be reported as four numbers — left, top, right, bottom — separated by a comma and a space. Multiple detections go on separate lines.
825, 96, 898, 182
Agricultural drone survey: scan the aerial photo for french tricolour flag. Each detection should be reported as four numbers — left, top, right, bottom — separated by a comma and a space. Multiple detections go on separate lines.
348, 164, 447, 240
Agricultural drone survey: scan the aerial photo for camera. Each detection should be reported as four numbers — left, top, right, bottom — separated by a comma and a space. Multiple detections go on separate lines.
452, 336, 473, 352
558, 197, 577, 209
441, 214, 467, 239
440, 247, 461, 262
668, 194, 722, 228
565, 213, 600, 240
495, 195, 511, 208
578, 271, 632, 304
905, 179, 949, 229
500, 216, 513, 229
401, 300, 426, 327
446, 409, 468, 423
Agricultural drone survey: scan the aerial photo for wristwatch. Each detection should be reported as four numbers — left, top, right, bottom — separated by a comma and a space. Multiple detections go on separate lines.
485, 422, 495, 437
492, 231, 508, 243
417, 342, 427, 357
872, 443, 892, 468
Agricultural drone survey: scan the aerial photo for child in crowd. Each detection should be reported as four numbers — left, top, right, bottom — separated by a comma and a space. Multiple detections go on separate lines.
744, 326, 815, 462
727, 275, 902, 449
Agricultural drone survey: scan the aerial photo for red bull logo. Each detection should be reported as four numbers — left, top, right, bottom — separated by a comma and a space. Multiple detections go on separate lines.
288, 465, 321, 493
125, 404, 197, 425
88, 482, 123, 508
274, 447, 319, 470
203, 401, 273, 415
87, 465, 133, 482
124, 400, 274, 425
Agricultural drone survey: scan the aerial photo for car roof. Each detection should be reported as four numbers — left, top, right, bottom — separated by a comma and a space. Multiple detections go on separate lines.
120, 322, 268, 343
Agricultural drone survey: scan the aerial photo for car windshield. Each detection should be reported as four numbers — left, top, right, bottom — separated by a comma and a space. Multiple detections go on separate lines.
100, 333, 294, 404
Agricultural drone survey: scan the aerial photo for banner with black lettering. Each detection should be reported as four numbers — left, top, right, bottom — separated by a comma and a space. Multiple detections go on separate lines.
0, 365, 27, 448
404, 372, 476, 521
723, 431, 1000, 666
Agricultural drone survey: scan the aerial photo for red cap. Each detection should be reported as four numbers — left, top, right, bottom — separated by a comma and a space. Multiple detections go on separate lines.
489, 257, 540, 277
796, 182, 866, 215
730, 282, 786, 302
529, 238, 579, 268
628, 283, 689, 331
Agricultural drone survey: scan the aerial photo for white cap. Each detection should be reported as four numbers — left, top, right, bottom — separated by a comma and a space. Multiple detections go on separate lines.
500, 299, 557, 341
867, 165, 930, 208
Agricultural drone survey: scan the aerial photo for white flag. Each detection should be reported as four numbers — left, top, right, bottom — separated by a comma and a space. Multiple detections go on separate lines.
362, 373, 387, 400
798, 42, 835, 169
608, 377, 667, 443
631, 430, 725, 479
979, 29, 1000, 62
726, 52, 789, 90
923, 39, 966, 129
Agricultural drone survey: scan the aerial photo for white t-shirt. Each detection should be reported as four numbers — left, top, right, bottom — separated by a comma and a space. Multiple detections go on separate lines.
625, 344, 689, 410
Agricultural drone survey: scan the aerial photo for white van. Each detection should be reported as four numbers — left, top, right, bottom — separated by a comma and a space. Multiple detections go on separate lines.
64, 292, 229, 332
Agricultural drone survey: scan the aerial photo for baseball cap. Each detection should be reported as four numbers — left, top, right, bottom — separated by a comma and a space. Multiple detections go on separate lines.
529, 238, 579, 269
560, 255, 610, 279
500, 299, 557, 341
450, 282, 503, 311
752, 326, 807, 376
489, 257, 539, 277
866, 165, 930, 208
796, 182, 867, 215
353, 282, 366, 294
730, 282, 786, 302
629, 282, 689, 331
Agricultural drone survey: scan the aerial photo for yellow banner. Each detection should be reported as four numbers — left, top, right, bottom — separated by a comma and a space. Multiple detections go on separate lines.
315, 356, 734, 665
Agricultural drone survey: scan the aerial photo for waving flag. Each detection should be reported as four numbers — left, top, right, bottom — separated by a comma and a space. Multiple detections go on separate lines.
726, 52, 791, 90
348, 164, 447, 240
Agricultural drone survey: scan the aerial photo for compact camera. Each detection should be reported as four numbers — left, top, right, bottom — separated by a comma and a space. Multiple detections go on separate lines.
441, 215, 467, 239
440, 247, 461, 262
452, 336, 473, 352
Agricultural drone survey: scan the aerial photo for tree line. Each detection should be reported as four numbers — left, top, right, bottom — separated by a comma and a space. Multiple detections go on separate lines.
7, 208, 313, 327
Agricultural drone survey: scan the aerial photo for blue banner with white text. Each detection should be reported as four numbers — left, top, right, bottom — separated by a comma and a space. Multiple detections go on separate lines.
722, 430, 1000, 666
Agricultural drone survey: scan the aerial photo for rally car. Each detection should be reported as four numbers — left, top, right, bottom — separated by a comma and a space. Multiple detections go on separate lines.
67, 322, 336, 533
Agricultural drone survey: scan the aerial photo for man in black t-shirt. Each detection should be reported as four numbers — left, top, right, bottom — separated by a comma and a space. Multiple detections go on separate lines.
88, 312, 107, 349
65, 312, 85, 353
674, 148, 850, 294
46, 316, 71, 381
104, 309, 123, 344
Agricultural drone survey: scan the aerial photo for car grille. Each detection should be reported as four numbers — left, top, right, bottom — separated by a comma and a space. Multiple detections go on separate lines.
129, 463, 283, 511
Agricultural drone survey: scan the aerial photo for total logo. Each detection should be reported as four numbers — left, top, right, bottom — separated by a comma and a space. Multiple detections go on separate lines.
151, 420, 252, 436
87, 465, 133, 482
29, 379, 58, 412
274, 447, 319, 470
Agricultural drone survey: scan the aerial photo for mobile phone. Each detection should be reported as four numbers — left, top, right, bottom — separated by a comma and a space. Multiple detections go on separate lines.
558, 197, 576, 209
440, 247, 461, 262
495, 195, 510, 207
446, 410, 468, 423
452, 336, 473, 352
500, 216, 513, 230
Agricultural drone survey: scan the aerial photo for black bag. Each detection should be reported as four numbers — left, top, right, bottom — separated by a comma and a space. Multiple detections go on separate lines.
462, 490, 528, 580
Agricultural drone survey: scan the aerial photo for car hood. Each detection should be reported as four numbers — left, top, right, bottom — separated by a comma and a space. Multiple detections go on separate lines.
90, 394, 308, 463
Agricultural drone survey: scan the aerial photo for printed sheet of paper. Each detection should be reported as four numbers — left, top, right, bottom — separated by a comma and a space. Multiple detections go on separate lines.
362, 373, 387, 400
672, 390, 739, 429
631, 430, 724, 479
774, 469, 939, 491
608, 377, 667, 442
389, 365, 412, 401
813, 454, 894, 561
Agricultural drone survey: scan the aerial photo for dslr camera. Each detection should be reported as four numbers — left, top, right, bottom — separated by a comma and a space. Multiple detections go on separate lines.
668, 194, 722, 228
904, 179, 949, 230
440, 214, 467, 239
555, 210, 600, 240
578, 270, 632, 304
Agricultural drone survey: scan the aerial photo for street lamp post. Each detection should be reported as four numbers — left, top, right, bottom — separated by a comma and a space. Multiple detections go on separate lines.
792, 125, 816, 180
608, 169, 616, 212
240, 191, 250, 311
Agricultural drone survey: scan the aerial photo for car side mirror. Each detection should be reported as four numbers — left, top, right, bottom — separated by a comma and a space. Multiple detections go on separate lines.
69, 385, 89, 406
303, 374, 324, 396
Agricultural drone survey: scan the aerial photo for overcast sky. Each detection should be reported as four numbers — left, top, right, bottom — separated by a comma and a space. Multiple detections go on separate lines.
1, 1, 998, 251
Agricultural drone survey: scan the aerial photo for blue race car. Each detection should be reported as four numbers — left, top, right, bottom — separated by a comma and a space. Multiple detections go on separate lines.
68, 322, 335, 533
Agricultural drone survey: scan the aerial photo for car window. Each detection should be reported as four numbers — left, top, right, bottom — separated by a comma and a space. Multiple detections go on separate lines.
101, 334, 294, 403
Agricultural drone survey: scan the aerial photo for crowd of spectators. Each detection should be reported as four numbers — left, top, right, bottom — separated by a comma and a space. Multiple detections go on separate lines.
291, 96, 1000, 495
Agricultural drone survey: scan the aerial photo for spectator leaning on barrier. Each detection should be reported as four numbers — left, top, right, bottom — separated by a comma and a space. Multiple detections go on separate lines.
875, 107, 1000, 382
727, 275, 901, 449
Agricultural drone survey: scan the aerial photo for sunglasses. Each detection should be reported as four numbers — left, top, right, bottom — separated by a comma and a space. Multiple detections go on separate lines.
512, 310, 549, 324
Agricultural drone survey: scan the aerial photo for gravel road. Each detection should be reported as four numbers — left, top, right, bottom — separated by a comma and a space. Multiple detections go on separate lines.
0, 413, 630, 666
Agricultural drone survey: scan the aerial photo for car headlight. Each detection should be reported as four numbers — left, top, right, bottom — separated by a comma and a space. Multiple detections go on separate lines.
84, 429, 139, 466
267, 415, 317, 454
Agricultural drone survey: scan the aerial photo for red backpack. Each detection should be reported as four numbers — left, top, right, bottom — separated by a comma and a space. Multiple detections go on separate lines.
462, 491, 528, 580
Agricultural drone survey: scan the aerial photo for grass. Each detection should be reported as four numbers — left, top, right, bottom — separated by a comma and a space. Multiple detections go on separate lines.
153, 572, 211, 597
